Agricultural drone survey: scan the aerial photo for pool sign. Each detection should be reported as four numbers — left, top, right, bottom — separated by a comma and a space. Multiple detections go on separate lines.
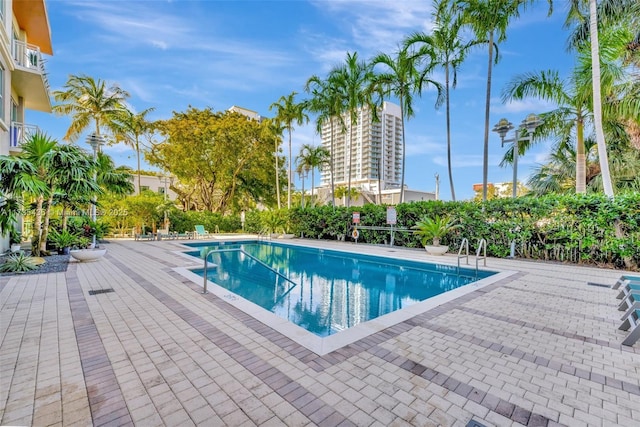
386, 206, 397, 225
352, 212, 360, 224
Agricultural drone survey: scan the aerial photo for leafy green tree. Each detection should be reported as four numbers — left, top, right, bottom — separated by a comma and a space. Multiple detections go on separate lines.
149, 107, 278, 213
405, 0, 478, 201
269, 92, 309, 209
371, 45, 441, 204
52, 74, 130, 141
112, 107, 156, 194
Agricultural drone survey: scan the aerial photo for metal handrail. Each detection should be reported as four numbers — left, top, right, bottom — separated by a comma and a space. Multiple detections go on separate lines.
476, 239, 487, 270
239, 249, 298, 288
457, 238, 469, 273
201, 247, 298, 295
201, 247, 220, 294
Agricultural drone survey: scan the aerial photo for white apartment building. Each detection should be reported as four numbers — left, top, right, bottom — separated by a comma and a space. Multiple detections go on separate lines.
320, 101, 403, 194
0, 0, 53, 251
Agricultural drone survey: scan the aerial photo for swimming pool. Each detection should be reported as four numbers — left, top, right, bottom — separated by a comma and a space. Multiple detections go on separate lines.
184, 240, 496, 338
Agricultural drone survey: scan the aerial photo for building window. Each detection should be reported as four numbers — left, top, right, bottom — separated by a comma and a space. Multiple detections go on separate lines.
0, 0, 4, 20
158, 187, 165, 194
140, 185, 150, 192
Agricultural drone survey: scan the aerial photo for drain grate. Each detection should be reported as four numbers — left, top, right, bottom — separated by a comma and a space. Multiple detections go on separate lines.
88, 288, 115, 295
466, 420, 487, 427
587, 282, 611, 288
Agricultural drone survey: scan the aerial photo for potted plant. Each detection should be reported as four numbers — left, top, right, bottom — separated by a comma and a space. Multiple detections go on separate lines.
49, 229, 79, 255
412, 215, 460, 255
10, 229, 22, 253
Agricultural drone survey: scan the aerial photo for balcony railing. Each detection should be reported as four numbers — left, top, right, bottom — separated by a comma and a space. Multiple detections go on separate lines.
12, 40, 50, 92
10, 122, 39, 148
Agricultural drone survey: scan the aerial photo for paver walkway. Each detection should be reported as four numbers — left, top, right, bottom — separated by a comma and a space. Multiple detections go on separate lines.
1, 238, 638, 426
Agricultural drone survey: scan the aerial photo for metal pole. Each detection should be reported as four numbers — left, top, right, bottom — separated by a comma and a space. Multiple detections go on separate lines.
203, 255, 208, 294
512, 136, 518, 198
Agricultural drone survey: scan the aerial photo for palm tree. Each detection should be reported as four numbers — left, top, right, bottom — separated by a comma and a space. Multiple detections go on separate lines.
305, 72, 346, 207
262, 118, 287, 209
269, 92, 309, 209
112, 107, 156, 194
95, 152, 135, 196
52, 74, 130, 141
405, 0, 477, 201
0, 156, 47, 242
456, 0, 544, 201
371, 45, 442, 204
331, 52, 376, 208
39, 144, 99, 252
296, 144, 330, 206
502, 23, 633, 194
18, 132, 57, 247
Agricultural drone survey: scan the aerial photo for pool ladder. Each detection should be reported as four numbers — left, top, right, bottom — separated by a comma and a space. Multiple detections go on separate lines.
457, 238, 487, 276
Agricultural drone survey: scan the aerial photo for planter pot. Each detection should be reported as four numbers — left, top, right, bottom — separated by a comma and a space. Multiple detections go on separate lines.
59, 247, 71, 255
70, 249, 107, 262
424, 245, 449, 256
279, 233, 295, 239
10, 244, 21, 253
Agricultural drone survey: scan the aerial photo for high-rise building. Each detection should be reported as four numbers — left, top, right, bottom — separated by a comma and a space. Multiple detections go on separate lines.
0, 0, 53, 251
320, 101, 403, 193
0, 0, 53, 157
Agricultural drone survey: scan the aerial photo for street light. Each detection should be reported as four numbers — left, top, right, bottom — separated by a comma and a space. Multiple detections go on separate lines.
158, 173, 174, 230
86, 133, 106, 247
492, 113, 543, 198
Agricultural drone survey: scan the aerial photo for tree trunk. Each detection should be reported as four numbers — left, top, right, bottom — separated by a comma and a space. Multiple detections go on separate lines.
445, 64, 456, 201
330, 117, 336, 207
399, 94, 406, 204
39, 191, 55, 252
347, 121, 353, 208
136, 139, 142, 195
275, 137, 281, 209
589, 0, 614, 197
288, 127, 292, 209
482, 31, 495, 202
576, 118, 586, 193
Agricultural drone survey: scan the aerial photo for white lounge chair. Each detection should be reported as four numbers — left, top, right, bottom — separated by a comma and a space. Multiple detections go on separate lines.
619, 302, 640, 346
616, 280, 640, 299
618, 291, 638, 312
612, 275, 640, 290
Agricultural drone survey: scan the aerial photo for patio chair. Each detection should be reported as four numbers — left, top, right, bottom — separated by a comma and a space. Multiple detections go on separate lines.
612, 275, 640, 290
616, 280, 640, 299
194, 225, 210, 239
618, 301, 640, 346
618, 290, 638, 312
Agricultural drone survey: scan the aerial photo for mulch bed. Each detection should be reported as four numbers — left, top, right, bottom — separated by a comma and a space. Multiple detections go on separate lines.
0, 253, 71, 276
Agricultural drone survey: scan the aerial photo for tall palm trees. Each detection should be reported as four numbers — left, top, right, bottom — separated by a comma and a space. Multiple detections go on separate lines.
405, 0, 477, 201
456, 0, 537, 201
297, 144, 330, 206
371, 45, 433, 204
269, 92, 309, 209
113, 107, 156, 194
52, 74, 130, 141
305, 72, 345, 207
332, 52, 375, 208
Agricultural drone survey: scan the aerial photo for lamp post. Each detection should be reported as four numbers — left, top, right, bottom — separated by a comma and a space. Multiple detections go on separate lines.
158, 173, 174, 230
492, 113, 542, 198
86, 133, 106, 247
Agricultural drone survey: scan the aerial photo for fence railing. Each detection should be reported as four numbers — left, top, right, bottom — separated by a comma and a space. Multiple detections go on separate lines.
10, 122, 39, 147
12, 39, 50, 92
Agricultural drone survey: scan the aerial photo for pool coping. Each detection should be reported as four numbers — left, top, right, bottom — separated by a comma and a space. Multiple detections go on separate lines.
172, 239, 517, 355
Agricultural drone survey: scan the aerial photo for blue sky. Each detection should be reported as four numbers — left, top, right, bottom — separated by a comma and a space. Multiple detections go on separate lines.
32, 0, 577, 201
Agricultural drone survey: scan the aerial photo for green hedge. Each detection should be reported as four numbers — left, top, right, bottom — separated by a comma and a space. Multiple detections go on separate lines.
288, 194, 640, 270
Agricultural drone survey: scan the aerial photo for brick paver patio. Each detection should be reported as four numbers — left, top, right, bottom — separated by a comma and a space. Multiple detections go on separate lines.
1, 238, 638, 426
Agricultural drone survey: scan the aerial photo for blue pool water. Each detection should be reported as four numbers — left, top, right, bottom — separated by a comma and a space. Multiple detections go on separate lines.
185, 241, 495, 337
